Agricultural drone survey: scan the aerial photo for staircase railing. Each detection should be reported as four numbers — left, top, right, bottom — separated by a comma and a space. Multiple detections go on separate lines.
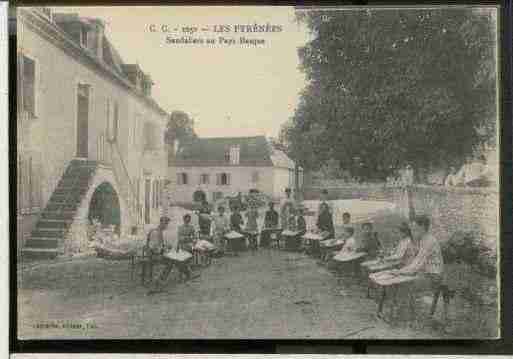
111, 140, 141, 227
96, 132, 140, 227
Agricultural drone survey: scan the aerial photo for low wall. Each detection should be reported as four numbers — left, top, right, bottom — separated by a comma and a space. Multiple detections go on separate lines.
304, 184, 499, 255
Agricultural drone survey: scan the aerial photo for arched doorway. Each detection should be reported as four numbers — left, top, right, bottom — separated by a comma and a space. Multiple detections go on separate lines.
88, 182, 121, 234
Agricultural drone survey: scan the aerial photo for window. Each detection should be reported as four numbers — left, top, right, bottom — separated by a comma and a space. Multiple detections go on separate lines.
200, 174, 210, 185
217, 173, 230, 186
20, 55, 36, 117
80, 26, 88, 48
229, 145, 240, 165
251, 171, 259, 183
177, 173, 188, 185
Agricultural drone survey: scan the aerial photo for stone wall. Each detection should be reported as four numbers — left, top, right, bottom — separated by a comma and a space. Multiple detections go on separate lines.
304, 184, 499, 255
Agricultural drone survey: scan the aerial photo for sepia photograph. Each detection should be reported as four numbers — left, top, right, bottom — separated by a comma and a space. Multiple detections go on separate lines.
15, 5, 500, 340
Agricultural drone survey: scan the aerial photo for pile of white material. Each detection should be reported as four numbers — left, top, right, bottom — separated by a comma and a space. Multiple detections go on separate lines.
89, 226, 146, 258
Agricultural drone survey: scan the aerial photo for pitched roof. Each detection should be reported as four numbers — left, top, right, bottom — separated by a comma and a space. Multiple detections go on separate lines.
172, 136, 277, 167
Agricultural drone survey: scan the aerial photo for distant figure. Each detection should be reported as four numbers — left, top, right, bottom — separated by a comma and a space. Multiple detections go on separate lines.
341, 212, 351, 228
444, 166, 458, 187
359, 222, 381, 259
316, 202, 335, 240
280, 188, 295, 230
212, 205, 230, 251
197, 199, 212, 236
261, 201, 279, 248
318, 189, 333, 214
245, 202, 260, 250
230, 205, 244, 233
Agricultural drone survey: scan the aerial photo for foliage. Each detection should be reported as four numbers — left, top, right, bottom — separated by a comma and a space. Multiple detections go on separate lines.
283, 9, 497, 180
164, 110, 198, 147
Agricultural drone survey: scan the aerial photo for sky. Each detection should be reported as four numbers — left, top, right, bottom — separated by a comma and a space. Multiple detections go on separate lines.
53, 6, 310, 138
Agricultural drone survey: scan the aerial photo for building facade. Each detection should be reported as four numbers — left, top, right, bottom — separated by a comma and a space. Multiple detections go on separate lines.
168, 136, 303, 204
17, 8, 168, 257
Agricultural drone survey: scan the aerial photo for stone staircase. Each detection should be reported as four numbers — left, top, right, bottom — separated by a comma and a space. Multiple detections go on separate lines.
22, 159, 98, 260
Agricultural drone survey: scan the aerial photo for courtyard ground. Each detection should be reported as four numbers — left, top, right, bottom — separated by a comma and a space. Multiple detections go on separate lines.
17, 244, 497, 340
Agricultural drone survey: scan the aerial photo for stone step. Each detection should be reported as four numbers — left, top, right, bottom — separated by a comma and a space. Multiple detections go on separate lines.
25, 237, 60, 249
41, 210, 76, 221
49, 193, 84, 203
22, 247, 61, 260
45, 203, 79, 212
36, 219, 72, 229
57, 178, 91, 188
31, 228, 65, 238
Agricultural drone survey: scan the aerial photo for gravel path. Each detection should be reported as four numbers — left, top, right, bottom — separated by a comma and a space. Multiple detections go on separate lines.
18, 249, 452, 339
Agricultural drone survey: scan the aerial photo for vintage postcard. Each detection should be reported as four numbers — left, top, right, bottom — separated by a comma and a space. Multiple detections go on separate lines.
15, 6, 500, 340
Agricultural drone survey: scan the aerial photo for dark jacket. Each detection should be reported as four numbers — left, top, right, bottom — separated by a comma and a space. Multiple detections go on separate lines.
230, 212, 244, 232
317, 210, 335, 239
264, 209, 279, 228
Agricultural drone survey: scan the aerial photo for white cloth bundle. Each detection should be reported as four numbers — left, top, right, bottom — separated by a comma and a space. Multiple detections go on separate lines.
333, 251, 366, 262
194, 239, 216, 251
164, 249, 192, 262
282, 230, 298, 236
303, 232, 323, 241
225, 231, 244, 239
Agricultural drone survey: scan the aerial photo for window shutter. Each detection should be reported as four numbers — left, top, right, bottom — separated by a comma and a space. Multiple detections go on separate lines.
216, 174, 221, 185
227, 173, 231, 185
177, 173, 182, 185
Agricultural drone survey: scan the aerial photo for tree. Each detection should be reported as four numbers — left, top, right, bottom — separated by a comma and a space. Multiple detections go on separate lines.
164, 110, 197, 159
284, 9, 496, 181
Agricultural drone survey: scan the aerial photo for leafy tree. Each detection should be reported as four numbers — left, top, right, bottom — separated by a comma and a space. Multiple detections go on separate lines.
164, 110, 197, 158
284, 8, 496, 181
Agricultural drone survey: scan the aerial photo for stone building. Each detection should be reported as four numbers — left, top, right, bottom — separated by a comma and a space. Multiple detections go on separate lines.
17, 8, 169, 258
168, 136, 303, 204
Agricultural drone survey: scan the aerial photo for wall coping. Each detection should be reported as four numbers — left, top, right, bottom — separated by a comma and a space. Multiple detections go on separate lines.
305, 184, 498, 195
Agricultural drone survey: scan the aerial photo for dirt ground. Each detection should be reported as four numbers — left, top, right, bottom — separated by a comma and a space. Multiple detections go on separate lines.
17, 245, 496, 340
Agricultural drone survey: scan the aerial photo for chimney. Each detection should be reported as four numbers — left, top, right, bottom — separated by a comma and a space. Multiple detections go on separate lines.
88, 18, 105, 61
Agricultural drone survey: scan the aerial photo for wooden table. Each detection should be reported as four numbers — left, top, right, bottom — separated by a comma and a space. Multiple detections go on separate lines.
261, 228, 283, 249
369, 271, 419, 317
303, 232, 325, 257
224, 231, 246, 254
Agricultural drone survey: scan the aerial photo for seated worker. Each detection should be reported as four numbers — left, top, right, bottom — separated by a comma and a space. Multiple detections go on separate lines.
390, 215, 447, 321
146, 216, 172, 294
318, 189, 334, 214
229, 205, 245, 252
261, 201, 279, 248
245, 202, 260, 250
359, 222, 381, 260
341, 212, 351, 228
333, 226, 357, 258
382, 222, 418, 266
316, 202, 335, 239
319, 212, 351, 260
284, 207, 307, 251
176, 214, 197, 278
309, 202, 334, 257
212, 205, 230, 253
197, 199, 212, 237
